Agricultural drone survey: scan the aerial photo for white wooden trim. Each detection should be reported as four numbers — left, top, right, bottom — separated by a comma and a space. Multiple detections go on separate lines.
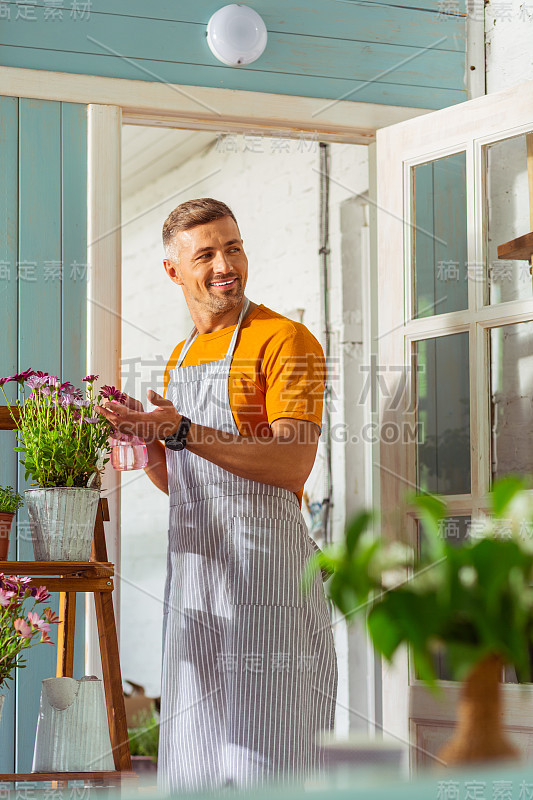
0, 66, 432, 145
377, 77, 533, 769
465, 5, 486, 101
411, 681, 533, 727
402, 300, 533, 340
86, 103, 122, 676
377, 79, 533, 156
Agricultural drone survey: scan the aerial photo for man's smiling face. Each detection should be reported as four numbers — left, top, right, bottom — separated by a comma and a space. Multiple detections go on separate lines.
163, 215, 248, 315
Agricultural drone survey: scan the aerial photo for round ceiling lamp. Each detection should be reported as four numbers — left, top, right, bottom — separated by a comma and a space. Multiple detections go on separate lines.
206, 5, 268, 67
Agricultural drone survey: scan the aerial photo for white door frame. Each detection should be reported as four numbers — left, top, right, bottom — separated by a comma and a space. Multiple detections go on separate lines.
376, 76, 533, 765
0, 64, 432, 709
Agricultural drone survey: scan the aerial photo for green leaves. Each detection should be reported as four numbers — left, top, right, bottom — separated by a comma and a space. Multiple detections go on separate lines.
7, 382, 114, 488
490, 474, 529, 517
0, 485, 24, 513
305, 477, 533, 690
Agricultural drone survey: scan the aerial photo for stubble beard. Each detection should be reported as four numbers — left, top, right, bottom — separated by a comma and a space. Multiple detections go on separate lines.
205, 278, 244, 315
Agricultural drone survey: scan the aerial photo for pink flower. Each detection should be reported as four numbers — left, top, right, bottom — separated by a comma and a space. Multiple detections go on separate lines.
83, 374, 98, 382
27, 611, 51, 634
43, 607, 60, 624
31, 585, 50, 603
27, 374, 49, 391
14, 618, 33, 639
40, 630, 53, 645
0, 369, 35, 385
60, 393, 77, 408
100, 385, 126, 403
0, 589, 16, 607
47, 375, 61, 389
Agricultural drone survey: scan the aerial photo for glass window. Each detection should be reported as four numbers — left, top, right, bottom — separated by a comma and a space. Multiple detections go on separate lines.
485, 133, 532, 305
413, 152, 468, 318
416, 516, 471, 682
415, 332, 470, 495
491, 321, 533, 480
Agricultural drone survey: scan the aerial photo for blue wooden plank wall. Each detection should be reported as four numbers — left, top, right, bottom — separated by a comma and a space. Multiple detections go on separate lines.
0, 0, 467, 110
0, 97, 87, 772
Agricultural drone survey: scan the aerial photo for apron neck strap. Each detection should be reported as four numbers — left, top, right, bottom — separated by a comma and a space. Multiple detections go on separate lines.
176, 297, 251, 368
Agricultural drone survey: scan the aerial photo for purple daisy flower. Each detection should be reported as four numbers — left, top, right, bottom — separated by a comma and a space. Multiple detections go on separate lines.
27, 374, 49, 391
60, 394, 77, 408
0, 369, 35, 385
100, 385, 126, 403
83, 374, 99, 382
16, 368, 35, 383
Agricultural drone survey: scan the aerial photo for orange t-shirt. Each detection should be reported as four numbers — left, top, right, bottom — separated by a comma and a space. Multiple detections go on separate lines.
163, 304, 326, 504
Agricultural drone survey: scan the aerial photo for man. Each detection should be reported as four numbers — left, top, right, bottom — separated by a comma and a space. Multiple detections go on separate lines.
98, 198, 337, 792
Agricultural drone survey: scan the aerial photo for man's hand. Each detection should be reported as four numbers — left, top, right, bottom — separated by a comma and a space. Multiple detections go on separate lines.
96, 389, 181, 442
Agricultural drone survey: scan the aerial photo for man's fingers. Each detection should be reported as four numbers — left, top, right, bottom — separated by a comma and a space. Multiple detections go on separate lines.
122, 393, 143, 411
147, 389, 170, 406
101, 400, 128, 414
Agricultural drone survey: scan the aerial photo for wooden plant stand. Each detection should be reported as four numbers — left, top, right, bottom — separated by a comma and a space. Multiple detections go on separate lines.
0, 498, 135, 788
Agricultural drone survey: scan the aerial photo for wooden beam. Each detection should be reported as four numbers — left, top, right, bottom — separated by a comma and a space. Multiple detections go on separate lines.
0, 560, 114, 577
28, 578, 113, 593
497, 230, 533, 261
0, 406, 18, 430
0, 66, 431, 146
57, 592, 77, 677
0, 771, 137, 782
94, 590, 132, 772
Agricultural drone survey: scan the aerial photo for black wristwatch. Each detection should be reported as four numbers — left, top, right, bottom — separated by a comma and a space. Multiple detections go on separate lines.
164, 416, 192, 451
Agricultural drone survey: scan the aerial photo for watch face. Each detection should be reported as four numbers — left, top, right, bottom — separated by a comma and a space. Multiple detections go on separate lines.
165, 435, 184, 451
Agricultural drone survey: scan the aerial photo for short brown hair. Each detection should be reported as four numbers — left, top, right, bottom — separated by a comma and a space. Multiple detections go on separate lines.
162, 198, 238, 255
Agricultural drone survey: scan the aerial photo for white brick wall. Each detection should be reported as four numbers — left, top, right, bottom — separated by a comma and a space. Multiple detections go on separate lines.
486, 0, 533, 91
119, 133, 369, 701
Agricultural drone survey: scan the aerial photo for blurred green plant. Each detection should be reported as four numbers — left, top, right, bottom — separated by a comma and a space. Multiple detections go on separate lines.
0, 486, 24, 514
128, 705, 159, 762
301, 475, 533, 691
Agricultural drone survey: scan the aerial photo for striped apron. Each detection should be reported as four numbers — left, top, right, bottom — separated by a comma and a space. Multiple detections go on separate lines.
158, 298, 337, 793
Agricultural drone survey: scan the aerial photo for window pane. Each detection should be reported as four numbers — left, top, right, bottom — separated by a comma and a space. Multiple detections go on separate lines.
491, 321, 533, 479
415, 333, 470, 494
486, 133, 532, 305
413, 152, 468, 318
417, 516, 471, 682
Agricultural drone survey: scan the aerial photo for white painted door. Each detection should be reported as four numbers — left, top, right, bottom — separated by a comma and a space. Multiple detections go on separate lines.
375, 79, 533, 770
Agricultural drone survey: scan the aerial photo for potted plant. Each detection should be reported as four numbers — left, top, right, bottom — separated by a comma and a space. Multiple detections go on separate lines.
302, 476, 533, 766
0, 573, 60, 722
0, 487, 24, 560
128, 704, 159, 776
0, 371, 122, 561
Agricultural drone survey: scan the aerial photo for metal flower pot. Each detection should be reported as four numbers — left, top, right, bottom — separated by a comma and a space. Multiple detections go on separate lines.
32, 676, 114, 772
25, 487, 100, 561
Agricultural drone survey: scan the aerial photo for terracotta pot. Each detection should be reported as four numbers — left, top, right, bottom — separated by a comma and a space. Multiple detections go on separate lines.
0, 512, 14, 560
438, 654, 520, 766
